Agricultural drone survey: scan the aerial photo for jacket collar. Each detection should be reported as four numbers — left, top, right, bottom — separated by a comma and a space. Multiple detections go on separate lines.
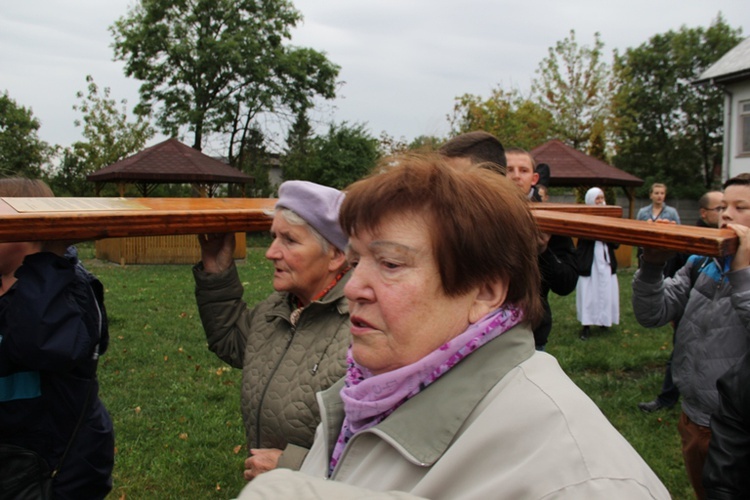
319, 324, 535, 467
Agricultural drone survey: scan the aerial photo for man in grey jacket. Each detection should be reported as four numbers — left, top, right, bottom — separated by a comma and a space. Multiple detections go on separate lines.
632, 175, 750, 499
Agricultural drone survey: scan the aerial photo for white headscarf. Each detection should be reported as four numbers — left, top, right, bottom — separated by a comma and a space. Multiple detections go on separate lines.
585, 187, 605, 206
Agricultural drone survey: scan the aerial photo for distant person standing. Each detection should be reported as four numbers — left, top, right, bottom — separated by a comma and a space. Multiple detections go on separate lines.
575, 188, 619, 340
536, 184, 550, 202
638, 190, 723, 413
636, 183, 681, 224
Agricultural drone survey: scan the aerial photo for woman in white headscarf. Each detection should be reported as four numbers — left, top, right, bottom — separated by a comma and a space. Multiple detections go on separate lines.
575, 187, 620, 340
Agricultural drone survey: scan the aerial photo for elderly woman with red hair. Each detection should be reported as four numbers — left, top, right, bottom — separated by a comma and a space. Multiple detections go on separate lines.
237, 154, 669, 499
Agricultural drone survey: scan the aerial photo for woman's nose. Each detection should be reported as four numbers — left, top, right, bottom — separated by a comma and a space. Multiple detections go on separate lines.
265, 239, 281, 260
344, 264, 373, 302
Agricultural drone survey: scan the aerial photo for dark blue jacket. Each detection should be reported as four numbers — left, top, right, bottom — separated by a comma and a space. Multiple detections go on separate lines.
0, 250, 113, 499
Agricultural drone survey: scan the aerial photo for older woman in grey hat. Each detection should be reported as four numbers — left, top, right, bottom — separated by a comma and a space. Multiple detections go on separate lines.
193, 180, 351, 481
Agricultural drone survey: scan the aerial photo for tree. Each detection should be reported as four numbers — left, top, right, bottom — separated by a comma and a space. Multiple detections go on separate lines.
111, 0, 339, 160
288, 122, 380, 189
281, 109, 314, 182
52, 75, 154, 196
449, 87, 554, 150
0, 92, 52, 178
239, 126, 275, 197
612, 15, 742, 196
531, 30, 612, 152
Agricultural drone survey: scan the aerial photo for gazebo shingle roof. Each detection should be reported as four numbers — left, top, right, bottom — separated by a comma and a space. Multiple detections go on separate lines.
87, 138, 253, 184
531, 140, 643, 188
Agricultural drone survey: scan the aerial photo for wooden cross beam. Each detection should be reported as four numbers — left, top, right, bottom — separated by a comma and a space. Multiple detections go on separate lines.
0, 197, 738, 257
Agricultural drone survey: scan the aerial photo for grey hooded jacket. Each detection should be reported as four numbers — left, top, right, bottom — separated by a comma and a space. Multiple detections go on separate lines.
632, 254, 750, 426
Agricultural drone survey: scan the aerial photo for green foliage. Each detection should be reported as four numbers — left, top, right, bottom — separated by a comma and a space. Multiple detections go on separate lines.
238, 127, 275, 197
281, 109, 314, 183
285, 122, 381, 189
0, 91, 52, 178
49, 75, 154, 196
80, 247, 690, 498
89, 242, 274, 498
531, 30, 612, 152
449, 87, 554, 150
111, 0, 339, 159
612, 15, 743, 197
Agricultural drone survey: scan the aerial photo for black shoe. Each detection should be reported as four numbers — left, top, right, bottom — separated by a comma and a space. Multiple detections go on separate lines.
637, 399, 673, 413
580, 326, 590, 340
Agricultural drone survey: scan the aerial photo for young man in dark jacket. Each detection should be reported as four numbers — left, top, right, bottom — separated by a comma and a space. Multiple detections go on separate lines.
441, 137, 578, 350
505, 148, 578, 350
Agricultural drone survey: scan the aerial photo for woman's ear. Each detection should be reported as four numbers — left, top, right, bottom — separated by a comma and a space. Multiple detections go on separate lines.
328, 247, 348, 273
468, 279, 508, 324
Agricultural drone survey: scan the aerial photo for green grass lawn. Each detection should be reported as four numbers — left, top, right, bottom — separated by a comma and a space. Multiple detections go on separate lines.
78, 238, 693, 499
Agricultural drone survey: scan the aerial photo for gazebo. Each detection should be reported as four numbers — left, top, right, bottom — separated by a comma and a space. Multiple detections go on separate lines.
531, 139, 644, 219
87, 137, 254, 197
531, 139, 644, 267
87, 138, 254, 264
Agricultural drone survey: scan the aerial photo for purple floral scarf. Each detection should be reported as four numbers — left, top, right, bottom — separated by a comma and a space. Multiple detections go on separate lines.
328, 304, 524, 476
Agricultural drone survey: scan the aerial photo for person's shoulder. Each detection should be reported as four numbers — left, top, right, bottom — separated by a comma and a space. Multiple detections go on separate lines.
636, 205, 650, 219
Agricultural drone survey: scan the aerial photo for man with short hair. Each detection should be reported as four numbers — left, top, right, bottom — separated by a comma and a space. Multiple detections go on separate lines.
438, 130, 506, 174
632, 176, 750, 499
505, 148, 578, 350
638, 190, 723, 414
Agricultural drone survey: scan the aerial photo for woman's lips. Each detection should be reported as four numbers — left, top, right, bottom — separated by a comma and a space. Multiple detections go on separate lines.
349, 315, 375, 334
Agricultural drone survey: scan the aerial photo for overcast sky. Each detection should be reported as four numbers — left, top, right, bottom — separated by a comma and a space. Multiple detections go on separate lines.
2, 0, 749, 157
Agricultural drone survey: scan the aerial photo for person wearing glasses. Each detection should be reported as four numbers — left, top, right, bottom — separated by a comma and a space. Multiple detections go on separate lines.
638, 191, 723, 414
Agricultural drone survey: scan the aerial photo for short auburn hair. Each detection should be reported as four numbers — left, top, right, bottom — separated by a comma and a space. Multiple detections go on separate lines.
340, 153, 543, 326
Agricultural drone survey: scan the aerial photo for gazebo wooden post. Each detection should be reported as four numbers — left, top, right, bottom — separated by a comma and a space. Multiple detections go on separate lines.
624, 187, 636, 219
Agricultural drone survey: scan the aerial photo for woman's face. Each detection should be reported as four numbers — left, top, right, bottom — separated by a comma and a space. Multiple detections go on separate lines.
265, 213, 341, 305
344, 213, 480, 375
650, 187, 666, 205
595, 193, 605, 205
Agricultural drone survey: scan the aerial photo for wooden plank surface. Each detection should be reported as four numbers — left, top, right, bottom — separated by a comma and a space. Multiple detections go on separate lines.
0, 197, 276, 242
0, 197, 737, 257
533, 211, 737, 257
531, 203, 622, 218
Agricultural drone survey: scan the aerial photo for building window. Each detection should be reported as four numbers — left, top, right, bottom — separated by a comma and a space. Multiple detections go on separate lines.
742, 100, 750, 155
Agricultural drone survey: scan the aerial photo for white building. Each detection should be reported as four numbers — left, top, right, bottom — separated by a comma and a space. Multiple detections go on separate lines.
695, 37, 750, 180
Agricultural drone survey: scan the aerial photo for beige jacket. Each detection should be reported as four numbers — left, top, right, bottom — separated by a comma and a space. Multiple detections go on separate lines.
194, 262, 351, 469
296, 325, 670, 499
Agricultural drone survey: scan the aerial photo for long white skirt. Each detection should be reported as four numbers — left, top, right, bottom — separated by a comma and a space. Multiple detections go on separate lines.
576, 241, 620, 327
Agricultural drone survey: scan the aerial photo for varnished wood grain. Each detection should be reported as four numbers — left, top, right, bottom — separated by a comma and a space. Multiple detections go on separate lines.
0, 197, 737, 257
532, 211, 737, 257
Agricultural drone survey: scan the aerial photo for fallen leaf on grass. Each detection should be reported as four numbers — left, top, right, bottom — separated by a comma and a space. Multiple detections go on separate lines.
179, 433, 188, 441
233, 445, 243, 455
134, 406, 141, 415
